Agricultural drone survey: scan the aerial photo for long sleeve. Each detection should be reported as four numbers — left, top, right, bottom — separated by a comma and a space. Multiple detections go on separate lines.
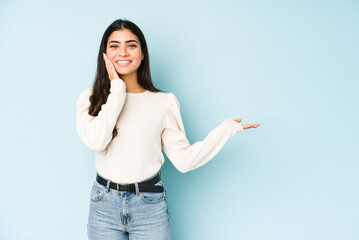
76, 79, 127, 152
161, 93, 244, 173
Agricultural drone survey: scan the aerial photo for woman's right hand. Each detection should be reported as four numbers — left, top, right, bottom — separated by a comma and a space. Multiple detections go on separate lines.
234, 118, 260, 130
103, 52, 121, 81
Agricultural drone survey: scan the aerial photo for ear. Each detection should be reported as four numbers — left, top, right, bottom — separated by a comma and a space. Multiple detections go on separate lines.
141, 52, 144, 60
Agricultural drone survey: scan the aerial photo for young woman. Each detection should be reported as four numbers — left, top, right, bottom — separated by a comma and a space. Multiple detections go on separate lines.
76, 19, 260, 240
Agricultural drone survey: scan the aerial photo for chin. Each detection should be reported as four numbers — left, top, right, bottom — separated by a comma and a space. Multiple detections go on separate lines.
115, 66, 138, 76
118, 71, 134, 76
115, 69, 129, 75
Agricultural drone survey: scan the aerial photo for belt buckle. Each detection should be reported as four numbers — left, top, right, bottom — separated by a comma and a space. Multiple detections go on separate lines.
116, 183, 126, 193
117, 183, 132, 193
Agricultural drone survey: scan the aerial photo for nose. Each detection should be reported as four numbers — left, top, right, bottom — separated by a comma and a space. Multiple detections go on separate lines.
118, 45, 128, 56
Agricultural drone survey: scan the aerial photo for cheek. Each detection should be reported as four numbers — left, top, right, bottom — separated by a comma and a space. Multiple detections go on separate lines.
106, 47, 115, 55
132, 48, 140, 55
134, 51, 143, 61
106, 51, 116, 59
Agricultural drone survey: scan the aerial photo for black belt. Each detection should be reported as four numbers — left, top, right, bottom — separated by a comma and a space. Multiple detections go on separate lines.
96, 171, 164, 193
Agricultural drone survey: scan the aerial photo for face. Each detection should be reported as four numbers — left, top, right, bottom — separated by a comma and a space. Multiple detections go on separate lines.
105, 29, 144, 78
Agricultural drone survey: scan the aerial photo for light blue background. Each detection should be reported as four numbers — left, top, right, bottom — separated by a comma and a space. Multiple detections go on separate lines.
0, 0, 358, 239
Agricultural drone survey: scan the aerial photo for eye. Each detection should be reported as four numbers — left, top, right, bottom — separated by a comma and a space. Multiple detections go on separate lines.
129, 44, 137, 48
110, 45, 118, 48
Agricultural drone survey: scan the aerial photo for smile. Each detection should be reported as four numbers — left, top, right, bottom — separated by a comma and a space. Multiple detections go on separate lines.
115, 60, 132, 67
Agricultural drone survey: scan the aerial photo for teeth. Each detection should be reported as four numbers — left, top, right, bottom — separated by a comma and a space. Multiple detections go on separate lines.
116, 61, 131, 63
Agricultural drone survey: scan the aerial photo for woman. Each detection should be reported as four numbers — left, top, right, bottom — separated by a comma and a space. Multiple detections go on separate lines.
76, 19, 260, 240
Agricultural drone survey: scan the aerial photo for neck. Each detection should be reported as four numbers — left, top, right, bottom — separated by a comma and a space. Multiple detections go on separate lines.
119, 71, 146, 93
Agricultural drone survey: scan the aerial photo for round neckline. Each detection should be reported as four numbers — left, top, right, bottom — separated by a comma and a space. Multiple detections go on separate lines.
126, 90, 149, 95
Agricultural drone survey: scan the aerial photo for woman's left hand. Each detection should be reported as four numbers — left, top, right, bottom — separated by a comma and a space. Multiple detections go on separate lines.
234, 118, 260, 130
103, 52, 121, 81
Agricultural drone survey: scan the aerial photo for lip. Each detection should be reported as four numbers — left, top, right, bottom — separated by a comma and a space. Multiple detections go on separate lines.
115, 59, 132, 62
115, 60, 132, 67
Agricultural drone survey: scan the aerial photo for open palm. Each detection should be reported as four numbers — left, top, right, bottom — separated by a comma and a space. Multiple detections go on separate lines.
234, 119, 260, 130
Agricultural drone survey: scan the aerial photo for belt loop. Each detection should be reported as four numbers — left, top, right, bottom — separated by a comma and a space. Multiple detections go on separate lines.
105, 180, 110, 193
135, 182, 139, 196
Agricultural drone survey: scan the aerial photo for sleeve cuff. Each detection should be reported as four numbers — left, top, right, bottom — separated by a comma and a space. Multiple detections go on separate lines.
110, 78, 126, 92
225, 118, 244, 132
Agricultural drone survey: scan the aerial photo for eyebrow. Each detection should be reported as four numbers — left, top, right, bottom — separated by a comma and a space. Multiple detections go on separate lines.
108, 40, 139, 45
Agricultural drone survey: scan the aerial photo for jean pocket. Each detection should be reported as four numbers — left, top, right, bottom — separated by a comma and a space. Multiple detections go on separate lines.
139, 191, 166, 204
138, 179, 166, 204
90, 181, 105, 202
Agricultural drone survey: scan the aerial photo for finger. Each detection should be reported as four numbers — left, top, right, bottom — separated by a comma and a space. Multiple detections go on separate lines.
106, 55, 116, 79
242, 124, 260, 130
104, 53, 119, 81
104, 55, 112, 80
107, 59, 119, 79
104, 55, 113, 75
109, 59, 116, 71
105, 59, 111, 76
110, 61, 118, 77
103, 53, 109, 68
103, 53, 108, 65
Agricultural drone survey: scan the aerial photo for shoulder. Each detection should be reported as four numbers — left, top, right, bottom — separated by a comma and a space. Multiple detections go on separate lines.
165, 92, 181, 110
76, 88, 92, 104
164, 92, 178, 102
79, 88, 92, 97
165, 92, 178, 100
147, 91, 179, 104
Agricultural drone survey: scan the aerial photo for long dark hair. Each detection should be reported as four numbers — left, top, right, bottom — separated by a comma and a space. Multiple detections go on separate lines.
88, 19, 163, 143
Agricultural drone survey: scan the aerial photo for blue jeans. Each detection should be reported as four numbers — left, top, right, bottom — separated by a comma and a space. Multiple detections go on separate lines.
87, 171, 171, 239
